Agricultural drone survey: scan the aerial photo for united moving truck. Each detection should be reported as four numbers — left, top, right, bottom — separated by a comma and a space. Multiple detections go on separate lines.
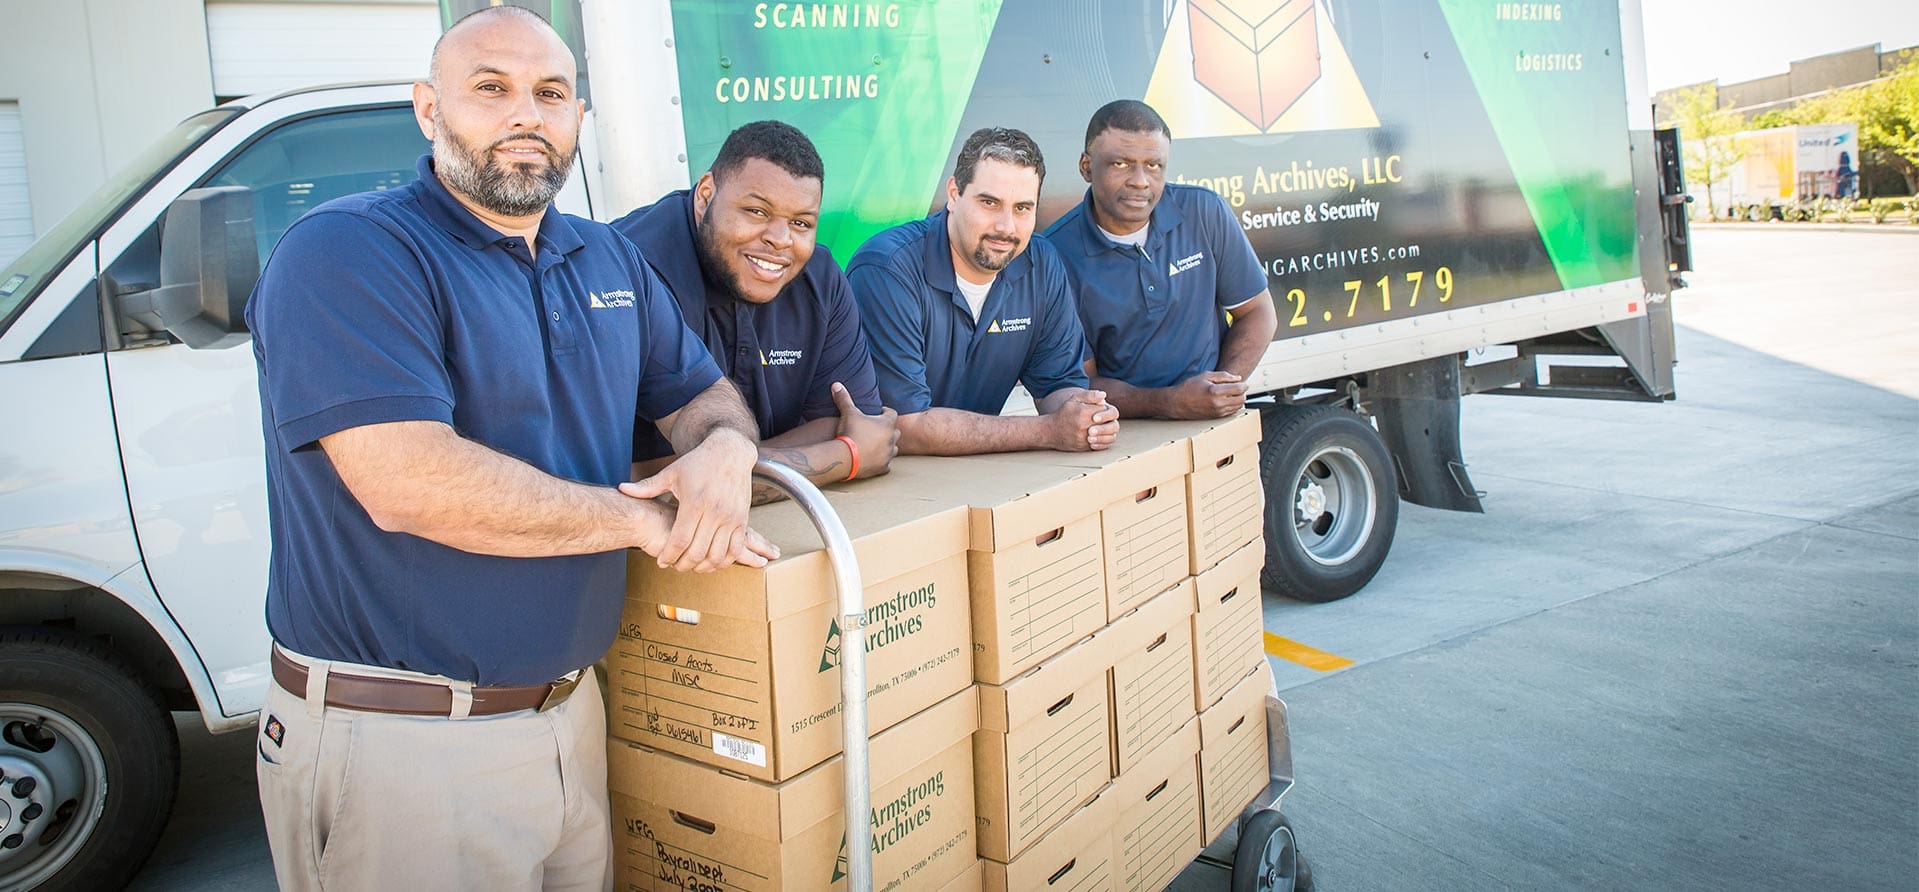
0, 0, 1688, 887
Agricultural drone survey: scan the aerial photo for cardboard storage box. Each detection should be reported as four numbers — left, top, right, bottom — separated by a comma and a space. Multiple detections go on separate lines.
611, 490, 973, 781
1188, 0, 1321, 129
1200, 662, 1274, 842
1108, 580, 1197, 775
939, 859, 984, 892
1192, 538, 1266, 710
978, 425, 1195, 621
1113, 718, 1203, 892
1186, 411, 1264, 575
974, 631, 1114, 861
832, 457, 1111, 685
982, 786, 1118, 892
607, 686, 980, 892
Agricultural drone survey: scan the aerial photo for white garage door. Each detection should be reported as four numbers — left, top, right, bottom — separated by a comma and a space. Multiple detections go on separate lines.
206, 1, 441, 99
0, 103, 31, 270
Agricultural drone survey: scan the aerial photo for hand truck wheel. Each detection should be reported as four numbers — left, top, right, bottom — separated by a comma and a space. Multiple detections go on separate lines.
1230, 808, 1310, 892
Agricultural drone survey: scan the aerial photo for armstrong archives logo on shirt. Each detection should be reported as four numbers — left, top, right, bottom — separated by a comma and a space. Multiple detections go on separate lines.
1170, 251, 1205, 276
761, 349, 804, 367
985, 316, 1031, 334
587, 289, 636, 309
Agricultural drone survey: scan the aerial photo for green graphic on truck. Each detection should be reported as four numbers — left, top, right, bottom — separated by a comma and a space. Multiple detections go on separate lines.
671, 0, 1641, 331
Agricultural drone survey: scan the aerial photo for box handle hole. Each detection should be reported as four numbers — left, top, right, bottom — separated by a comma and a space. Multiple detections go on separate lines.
655, 604, 701, 625
670, 811, 717, 835
1219, 586, 1240, 604
1145, 632, 1168, 653
1046, 693, 1075, 717
1228, 715, 1247, 735
1035, 527, 1064, 547
1047, 859, 1078, 885
1135, 486, 1158, 503
1216, 454, 1235, 469
1145, 779, 1169, 801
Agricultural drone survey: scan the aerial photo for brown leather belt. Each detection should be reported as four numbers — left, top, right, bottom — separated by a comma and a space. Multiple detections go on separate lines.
270, 648, 582, 717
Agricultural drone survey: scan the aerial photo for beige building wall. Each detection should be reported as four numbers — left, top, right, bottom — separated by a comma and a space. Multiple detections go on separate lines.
0, 0, 212, 240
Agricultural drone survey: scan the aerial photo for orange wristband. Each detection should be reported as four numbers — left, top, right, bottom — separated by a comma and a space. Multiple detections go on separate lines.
835, 436, 859, 481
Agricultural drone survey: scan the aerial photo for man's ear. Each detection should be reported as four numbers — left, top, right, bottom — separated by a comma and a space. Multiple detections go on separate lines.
945, 176, 960, 212
692, 172, 717, 224
1079, 152, 1093, 184
411, 82, 437, 142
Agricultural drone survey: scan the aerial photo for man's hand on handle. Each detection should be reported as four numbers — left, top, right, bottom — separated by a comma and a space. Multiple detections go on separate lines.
620, 428, 776, 572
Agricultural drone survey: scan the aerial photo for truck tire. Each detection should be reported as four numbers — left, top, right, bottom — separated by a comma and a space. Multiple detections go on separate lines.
0, 628, 179, 891
1258, 406, 1399, 602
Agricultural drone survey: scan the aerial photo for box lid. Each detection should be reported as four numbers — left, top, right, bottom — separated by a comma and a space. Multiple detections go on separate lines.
978, 631, 1114, 732
1195, 539, 1264, 614
608, 685, 980, 843
1114, 716, 1199, 799
1187, 412, 1262, 467
628, 489, 968, 622
1107, 579, 1197, 656
831, 455, 1117, 548
1200, 661, 1272, 748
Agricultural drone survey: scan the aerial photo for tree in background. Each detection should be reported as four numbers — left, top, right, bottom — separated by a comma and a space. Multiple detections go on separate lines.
1666, 84, 1746, 219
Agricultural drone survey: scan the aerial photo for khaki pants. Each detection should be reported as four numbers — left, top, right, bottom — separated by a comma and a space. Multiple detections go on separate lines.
255, 650, 613, 892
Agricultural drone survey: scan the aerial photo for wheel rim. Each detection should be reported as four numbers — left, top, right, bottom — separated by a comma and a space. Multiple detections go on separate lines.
1256, 823, 1298, 892
0, 704, 109, 889
1291, 444, 1377, 567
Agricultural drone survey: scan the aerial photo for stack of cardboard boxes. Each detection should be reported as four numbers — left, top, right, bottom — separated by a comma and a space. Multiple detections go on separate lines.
604, 412, 1275, 891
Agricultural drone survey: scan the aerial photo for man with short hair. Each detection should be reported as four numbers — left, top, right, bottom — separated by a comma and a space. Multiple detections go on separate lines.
245, 8, 772, 890
848, 127, 1118, 454
614, 120, 897, 494
1042, 100, 1279, 419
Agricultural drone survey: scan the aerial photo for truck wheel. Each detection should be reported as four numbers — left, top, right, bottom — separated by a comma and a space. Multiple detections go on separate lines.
1259, 406, 1399, 602
0, 628, 178, 891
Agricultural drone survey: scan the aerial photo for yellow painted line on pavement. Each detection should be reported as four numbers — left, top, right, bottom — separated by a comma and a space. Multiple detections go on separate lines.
1264, 632, 1356, 671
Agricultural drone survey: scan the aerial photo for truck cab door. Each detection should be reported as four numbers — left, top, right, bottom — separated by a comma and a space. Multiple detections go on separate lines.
100, 102, 426, 716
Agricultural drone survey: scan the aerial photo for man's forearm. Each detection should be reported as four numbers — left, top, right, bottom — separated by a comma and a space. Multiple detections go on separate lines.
324, 421, 667, 557
755, 418, 854, 501
662, 378, 759, 454
1092, 374, 1176, 419
896, 408, 1056, 455
1219, 298, 1278, 380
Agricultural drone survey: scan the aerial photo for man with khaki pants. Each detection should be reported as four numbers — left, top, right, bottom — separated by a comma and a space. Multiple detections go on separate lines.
245, 7, 775, 889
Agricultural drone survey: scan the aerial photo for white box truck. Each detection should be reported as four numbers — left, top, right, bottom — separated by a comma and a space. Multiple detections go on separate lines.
0, 1, 1689, 887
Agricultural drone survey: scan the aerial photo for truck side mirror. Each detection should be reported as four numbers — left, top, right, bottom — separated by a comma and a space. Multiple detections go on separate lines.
116, 186, 258, 349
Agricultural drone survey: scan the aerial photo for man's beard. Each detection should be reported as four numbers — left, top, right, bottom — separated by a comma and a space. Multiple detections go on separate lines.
694, 213, 751, 302
970, 236, 1019, 272
433, 113, 572, 218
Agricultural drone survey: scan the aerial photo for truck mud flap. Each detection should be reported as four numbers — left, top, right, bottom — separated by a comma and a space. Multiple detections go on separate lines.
1366, 356, 1484, 513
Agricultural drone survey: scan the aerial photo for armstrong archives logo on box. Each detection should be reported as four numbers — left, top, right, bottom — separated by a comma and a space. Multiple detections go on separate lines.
818, 583, 938, 672
587, 289, 636, 309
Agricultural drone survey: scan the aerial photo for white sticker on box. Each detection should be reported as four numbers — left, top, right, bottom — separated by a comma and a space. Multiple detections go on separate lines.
712, 731, 767, 767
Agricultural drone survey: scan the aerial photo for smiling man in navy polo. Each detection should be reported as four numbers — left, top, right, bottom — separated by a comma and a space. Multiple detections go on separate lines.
614, 121, 897, 495
848, 127, 1118, 454
245, 9, 775, 890
1042, 100, 1279, 419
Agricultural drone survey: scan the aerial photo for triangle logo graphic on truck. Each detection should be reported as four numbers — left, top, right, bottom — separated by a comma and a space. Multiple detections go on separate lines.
832, 832, 849, 883
1143, 0, 1379, 136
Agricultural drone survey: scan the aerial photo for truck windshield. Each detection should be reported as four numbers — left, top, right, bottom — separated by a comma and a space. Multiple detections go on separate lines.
0, 108, 239, 334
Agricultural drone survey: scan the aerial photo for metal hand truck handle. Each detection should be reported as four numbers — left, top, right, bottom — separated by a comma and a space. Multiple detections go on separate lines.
751, 460, 873, 891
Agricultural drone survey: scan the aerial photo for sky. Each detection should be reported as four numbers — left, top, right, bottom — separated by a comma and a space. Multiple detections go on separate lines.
1638, 0, 1919, 92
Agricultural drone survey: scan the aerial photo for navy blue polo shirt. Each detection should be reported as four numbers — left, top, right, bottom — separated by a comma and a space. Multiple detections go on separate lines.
611, 190, 881, 460
1042, 184, 1267, 388
845, 211, 1088, 415
247, 155, 722, 686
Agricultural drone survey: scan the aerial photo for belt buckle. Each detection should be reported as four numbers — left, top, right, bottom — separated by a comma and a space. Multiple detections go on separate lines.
538, 670, 583, 712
